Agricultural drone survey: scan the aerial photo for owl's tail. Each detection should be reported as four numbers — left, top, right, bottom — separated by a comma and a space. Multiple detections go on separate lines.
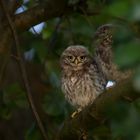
93, 24, 132, 82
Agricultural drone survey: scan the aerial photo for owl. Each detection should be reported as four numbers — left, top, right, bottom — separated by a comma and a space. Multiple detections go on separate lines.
60, 24, 131, 112
60, 45, 107, 110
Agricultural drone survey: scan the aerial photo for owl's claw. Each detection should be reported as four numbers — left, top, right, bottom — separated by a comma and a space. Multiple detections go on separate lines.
71, 108, 82, 118
71, 111, 78, 118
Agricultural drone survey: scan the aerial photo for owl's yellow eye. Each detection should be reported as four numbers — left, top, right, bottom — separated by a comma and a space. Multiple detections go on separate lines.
68, 56, 74, 60
79, 56, 86, 60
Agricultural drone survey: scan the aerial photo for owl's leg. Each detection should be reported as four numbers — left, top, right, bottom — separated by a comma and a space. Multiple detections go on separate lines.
71, 107, 82, 118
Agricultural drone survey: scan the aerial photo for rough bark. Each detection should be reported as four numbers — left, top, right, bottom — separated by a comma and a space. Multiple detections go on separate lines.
14, 0, 68, 32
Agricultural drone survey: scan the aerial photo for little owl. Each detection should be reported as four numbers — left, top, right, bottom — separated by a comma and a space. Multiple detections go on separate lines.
60, 24, 130, 112
60, 45, 107, 111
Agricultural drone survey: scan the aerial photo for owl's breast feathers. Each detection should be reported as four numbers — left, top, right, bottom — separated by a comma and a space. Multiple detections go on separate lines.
61, 63, 106, 108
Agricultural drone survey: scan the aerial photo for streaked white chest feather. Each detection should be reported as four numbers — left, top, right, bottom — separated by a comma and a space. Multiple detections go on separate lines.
62, 73, 100, 108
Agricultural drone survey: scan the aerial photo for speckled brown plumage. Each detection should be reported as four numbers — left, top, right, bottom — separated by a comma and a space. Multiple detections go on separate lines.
60, 45, 106, 109
93, 24, 132, 82
60, 24, 131, 110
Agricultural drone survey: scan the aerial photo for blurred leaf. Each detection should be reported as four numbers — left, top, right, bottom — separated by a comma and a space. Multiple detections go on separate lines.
133, 67, 140, 92
133, 99, 140, 114
25, 123, 42, 140
42, 90, 66, 117
42, 26, 52, 40
32, 41, 47, 62
91, 125, 111, 139
106, 101, 140, 140
130, 21, 140, 38
68, 0, 79, 5
107, 1, 131, 17
136, 133, 140, 140
70, 16, 93, 37
0, 107, 12, 120
114, 26, 133, 45
131, 3, 140, 20
114, 41, 140, 68
4, 83, 28, 109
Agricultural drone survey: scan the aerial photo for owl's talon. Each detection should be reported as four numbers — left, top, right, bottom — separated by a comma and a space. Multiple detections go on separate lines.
71, 108, 82, 118
71, 111, 78, 118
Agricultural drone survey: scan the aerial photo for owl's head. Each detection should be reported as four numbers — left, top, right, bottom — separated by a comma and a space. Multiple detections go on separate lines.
60, 45, 92, 71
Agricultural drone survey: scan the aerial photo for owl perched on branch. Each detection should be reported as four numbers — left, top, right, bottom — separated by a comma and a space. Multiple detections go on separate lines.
60, 45, 107, 110
60, 24, 130, 112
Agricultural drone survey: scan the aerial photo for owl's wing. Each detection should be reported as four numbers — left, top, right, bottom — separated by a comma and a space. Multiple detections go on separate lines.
93, 24, 131, 82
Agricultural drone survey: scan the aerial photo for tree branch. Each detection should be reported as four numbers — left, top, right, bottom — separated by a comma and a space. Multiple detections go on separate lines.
9, 0, 22, 13
57, 78, 140, 140
14, 0, 97, 32
14, 0, 68, 32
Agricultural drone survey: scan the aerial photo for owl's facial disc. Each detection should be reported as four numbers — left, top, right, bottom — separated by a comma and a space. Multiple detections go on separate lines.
67, 55, 87, 66
60, 45, 92, 70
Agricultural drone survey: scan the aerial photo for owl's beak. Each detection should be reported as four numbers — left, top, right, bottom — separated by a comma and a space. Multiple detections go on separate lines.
74, 59, 78, 65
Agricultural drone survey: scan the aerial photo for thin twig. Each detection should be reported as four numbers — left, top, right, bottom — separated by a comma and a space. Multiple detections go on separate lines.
0, 1, 48, 140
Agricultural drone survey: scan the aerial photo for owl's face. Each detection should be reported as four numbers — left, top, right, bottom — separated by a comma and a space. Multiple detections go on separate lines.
60, 45, 92, 71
